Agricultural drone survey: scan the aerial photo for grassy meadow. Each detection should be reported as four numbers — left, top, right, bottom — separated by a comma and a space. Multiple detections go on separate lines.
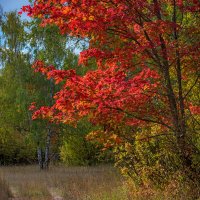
0, 165, 125, 200
0, 165, 198, 200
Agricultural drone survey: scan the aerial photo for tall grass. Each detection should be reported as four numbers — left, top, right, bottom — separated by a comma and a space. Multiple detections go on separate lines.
0, 165, 199, 200
0, 176, 12, 200
0, 165, 126, 200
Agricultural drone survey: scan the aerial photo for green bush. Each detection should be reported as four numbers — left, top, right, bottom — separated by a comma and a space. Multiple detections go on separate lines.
0, 129, 37, 165
109, 125, 200, 189
59, 120, 105, 166
60, 135, 89, 165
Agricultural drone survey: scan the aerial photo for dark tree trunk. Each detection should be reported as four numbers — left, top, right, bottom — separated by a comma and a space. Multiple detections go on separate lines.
151, 0, 193, 169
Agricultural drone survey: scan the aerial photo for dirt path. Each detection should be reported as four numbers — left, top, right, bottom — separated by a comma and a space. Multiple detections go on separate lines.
8, 186, 21, 200
8, 186, 64, 200
8, 186, 29, 200
49, 187, 64, 200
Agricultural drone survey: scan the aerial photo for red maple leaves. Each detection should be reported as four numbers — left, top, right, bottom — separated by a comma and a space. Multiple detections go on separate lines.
31, 60, 162, 127
22, 0, 199, 132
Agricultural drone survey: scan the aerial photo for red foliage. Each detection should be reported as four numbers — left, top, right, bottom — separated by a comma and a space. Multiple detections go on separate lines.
22, 0, 200, 131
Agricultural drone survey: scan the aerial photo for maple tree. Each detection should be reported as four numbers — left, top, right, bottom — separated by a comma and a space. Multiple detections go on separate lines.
22, 0, 200, 171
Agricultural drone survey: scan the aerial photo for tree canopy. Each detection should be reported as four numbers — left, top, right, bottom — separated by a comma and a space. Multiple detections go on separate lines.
22, 0, 200, 170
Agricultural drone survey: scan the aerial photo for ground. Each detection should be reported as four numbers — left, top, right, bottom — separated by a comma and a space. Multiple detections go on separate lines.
0, 165, 125, 200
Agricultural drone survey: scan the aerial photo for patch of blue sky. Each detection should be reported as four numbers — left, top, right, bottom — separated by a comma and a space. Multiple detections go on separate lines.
0, 0, 87, 55
1, 0, 30, 20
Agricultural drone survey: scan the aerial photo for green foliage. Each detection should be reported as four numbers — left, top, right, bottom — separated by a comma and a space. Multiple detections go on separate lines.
0, 12, 37, 164
112, 124, 200, 189
60, 119, 108, 166
60, 135, 88, 165
0, 12, 102, 166
0, 128, 36, 164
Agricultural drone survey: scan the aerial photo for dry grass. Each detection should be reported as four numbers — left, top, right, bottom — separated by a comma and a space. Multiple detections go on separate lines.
0, 176, 12, 200
0, 165, 127, 200
0, 165, 199, 200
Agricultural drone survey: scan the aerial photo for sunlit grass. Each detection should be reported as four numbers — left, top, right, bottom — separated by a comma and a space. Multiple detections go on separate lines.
0, 165, 126, 200
0, 165, 199, 200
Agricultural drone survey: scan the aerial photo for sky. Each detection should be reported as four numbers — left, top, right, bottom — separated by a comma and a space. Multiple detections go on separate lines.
1, 0, 30, 19
0, 0, 83, 54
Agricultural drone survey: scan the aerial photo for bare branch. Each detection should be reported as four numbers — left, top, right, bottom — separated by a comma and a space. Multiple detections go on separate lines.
183, 74, 200, 99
